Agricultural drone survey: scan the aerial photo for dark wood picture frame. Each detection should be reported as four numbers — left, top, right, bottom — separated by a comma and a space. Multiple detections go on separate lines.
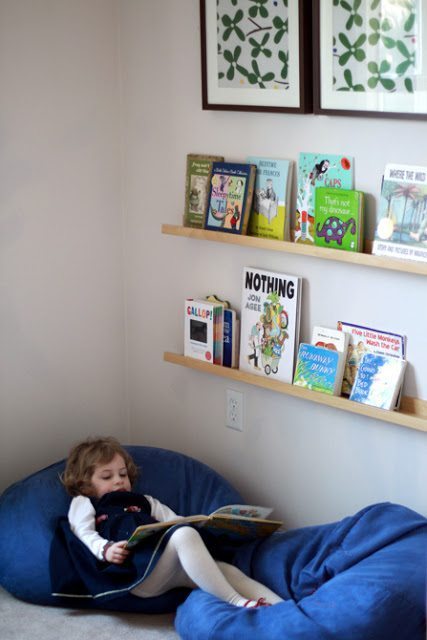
200, 0, 312, 114
313, 0, 427, 120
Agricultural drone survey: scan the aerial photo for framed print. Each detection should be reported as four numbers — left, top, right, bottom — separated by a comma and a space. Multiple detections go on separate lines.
200, 0, 312, 113
313, 0, 427, 119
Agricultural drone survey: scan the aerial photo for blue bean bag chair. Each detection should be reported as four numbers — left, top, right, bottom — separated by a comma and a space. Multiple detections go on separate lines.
176, 502, 427, 640
0, 445, 242, 613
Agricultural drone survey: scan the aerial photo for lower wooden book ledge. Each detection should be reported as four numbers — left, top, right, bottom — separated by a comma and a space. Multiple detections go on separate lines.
163, 352, 427, 434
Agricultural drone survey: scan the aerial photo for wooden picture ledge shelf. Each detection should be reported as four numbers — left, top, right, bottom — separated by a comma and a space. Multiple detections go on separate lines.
164, 352, 427, 434
161, 224, 427, 276
162, 223, 426, 434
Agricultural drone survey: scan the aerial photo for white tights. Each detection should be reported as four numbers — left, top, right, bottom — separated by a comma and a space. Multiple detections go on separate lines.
131, 526, 282, 607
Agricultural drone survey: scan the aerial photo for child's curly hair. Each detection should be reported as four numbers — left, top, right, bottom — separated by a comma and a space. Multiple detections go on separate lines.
62, 436, 139, 497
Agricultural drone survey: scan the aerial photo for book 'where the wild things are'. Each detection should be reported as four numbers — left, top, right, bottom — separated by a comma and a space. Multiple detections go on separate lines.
295, 153, 354, 245
183, 154, 224, 228
349, 353, 407, 410
204, 162, 256, 235
126, 504, 283, 547
239, 267, 302, 384
314, 187, 364, 251
246, 156, 293, 241
373, 163, 427, 263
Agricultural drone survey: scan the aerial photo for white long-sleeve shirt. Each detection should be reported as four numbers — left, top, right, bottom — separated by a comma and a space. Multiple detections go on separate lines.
68, 494, 179, 560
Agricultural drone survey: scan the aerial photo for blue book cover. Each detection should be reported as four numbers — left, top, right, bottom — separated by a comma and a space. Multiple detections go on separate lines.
205, 162, 256, 235
349, 353, 406, 410
223, 308, 236, 368
295, 153, 354, 245
293, 343, 341, 395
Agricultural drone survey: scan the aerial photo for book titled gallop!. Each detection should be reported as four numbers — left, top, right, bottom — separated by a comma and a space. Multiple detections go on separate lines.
239, 267, 302, 383
126, 504, 282, 548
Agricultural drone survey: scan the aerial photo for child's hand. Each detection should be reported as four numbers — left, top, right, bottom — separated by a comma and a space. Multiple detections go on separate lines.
104, 540, 130, 564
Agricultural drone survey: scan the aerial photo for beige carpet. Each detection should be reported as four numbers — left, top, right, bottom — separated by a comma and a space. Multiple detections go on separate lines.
0, 587, 179, 639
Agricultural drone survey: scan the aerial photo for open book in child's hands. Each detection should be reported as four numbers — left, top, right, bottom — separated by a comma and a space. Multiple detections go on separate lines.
126, 504, 283, 548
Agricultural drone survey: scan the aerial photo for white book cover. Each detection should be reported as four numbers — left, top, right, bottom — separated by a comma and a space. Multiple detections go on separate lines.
311, 326, 350, 353
184, 299, 215, 363
373, 164, 427, 263
239, 267, 302, 383
349, 353, 407, 410
311, 326, 350, 395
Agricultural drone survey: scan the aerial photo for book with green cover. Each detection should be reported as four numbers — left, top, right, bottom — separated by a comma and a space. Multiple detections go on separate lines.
183, 154, 224, 228
314, 187, 364, 251
295, 153, 354, 245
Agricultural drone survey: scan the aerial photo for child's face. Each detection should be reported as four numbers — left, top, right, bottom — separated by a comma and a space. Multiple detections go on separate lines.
89, 453, 131, 498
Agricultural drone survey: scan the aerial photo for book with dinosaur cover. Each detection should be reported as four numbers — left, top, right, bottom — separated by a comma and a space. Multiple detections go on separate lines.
126, 504, 282, 547
204, 162, 256, 235
349, 353, 407, 410
314, 187, 364, 251
183, 154, 224, 228
337, 321, 406, 400
293, 343, 346, 396
295, 153, 354, 245
372, 163, 427, 263
239, 267, 302, 383
246, 156, 293, 241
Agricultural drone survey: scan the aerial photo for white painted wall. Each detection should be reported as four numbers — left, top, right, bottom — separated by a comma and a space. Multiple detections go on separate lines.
119, 1, 427, 528
0, 0, 127, 489
1, 0, 425, 529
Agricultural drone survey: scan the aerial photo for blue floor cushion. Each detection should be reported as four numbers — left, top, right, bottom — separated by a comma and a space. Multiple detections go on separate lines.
175, 502, 427, 640
0, 445, 242, 613
2, 448, 426, 638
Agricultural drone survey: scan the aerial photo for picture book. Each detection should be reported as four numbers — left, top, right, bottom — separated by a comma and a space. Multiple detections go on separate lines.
204, 162, 256, 235
183, 154, 224, 228
314, 187, 364, 252
239, 267, 302, 384
311, 325, 350, 354
372, 164, 427, 263
223, 308, 240, 369
246, 156, 293, 241
126, 504, 283, 547
293, 343, 345, 396
349, 353, 407, 410
184, 299, 224, 364
295, 153, 354, 245
337, 321, 406, 398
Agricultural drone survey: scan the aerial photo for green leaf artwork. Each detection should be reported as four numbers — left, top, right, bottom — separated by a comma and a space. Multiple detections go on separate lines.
332, 0, 419, 94
216, 0, 291, 91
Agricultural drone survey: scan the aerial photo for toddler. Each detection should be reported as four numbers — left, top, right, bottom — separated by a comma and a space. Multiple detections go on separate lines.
51, 437, 283, 608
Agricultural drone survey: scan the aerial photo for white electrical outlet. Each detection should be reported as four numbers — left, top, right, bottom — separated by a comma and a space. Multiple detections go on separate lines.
226, 389, 243, 431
